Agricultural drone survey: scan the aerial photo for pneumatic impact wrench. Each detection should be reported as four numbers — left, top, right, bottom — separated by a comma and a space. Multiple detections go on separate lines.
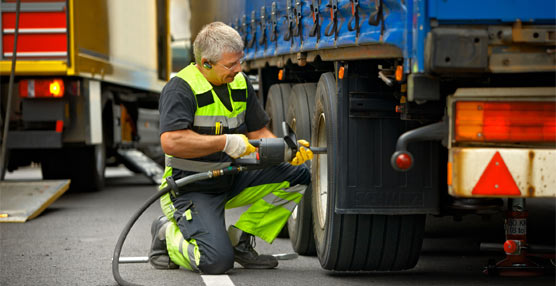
238, 122, 326, 167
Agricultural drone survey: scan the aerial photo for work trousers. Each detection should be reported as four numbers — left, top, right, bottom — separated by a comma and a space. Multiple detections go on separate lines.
159, 162, 310, 274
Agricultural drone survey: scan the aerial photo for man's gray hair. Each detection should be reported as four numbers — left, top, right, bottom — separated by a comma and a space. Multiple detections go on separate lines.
193, 22, 244, 64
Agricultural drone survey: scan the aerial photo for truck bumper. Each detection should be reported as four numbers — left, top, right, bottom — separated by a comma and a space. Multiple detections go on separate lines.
448, 147, 556, 198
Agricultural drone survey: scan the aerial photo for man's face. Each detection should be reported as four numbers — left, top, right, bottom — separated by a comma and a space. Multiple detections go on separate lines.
210, 51, 244, 85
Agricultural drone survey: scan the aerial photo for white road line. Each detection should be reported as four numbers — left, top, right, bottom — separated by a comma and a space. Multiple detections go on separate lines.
201, 274, 235, 286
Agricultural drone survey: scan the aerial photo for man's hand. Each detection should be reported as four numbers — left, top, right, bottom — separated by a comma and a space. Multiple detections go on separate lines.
223, 134, 256, 158
290, 140, 314, 166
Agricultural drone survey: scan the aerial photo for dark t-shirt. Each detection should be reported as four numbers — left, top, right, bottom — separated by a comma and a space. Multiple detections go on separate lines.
158, 72, 270, 192
159, 73, 269, 135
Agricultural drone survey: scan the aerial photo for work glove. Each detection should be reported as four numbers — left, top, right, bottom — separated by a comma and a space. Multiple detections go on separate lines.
290, 140, 314, 166
223, 134, 256, 159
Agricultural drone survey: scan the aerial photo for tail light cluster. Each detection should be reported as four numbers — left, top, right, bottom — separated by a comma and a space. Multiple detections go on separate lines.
454, 101, 556, 143
19, 78, 65, 98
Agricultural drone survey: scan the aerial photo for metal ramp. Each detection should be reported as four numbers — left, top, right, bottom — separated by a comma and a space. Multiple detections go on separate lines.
0, 180, 70, 223
117, 149, 163, 185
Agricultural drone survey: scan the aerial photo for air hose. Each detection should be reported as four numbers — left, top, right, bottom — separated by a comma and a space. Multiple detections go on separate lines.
112, 166, 248, 286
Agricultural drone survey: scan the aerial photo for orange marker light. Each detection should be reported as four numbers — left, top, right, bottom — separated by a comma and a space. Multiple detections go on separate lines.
447, 162, 452, 186
395, 65, 403, 81
338, 66, 345, 79
278, 69, 284, 81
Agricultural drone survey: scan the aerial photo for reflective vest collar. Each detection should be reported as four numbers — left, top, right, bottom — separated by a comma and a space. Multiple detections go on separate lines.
176, 63, 247, 94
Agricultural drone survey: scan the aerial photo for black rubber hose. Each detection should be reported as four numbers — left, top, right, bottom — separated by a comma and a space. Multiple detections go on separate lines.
112, 172, 213, 286
112, 166, 249, 286
0, 0, 21, 179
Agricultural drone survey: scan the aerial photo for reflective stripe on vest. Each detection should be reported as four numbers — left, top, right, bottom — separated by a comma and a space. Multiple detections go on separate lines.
193, 111, 246, 129
165, 155, 231, 172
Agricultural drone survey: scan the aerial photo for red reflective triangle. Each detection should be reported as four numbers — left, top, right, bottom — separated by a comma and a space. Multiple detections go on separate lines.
472, 152, 521, 196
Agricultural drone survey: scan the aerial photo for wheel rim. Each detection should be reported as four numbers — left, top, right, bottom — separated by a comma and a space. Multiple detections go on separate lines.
315, 112, 328, 230
291, 117, 298, 220
291, 205, 298, 220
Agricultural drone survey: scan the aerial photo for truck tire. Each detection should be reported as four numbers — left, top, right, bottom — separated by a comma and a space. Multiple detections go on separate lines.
286, 83, 317, 255
311, 72, 425, 271
87, 143, 106, 190
266, 83, 292, 238
265, 83, 292, 137
41, 145, 105, 192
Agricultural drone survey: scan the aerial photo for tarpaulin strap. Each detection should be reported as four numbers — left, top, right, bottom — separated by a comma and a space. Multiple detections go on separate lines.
369, 0, 383, 26
230, 18, 238, 31
347, 0, 360, 35
324, 0, 337, 37
270, 2, 278, 42
240, 14, 248, 45
258, 6, 267, 45
283, 0, 294, 41
293, 0, 302, 37
309, 0, 319, 38
247, 10, 257, 48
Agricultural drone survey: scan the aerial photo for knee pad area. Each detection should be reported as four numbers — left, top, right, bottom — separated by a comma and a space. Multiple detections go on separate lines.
198, 243, 235, 274
199, 256, 234, 274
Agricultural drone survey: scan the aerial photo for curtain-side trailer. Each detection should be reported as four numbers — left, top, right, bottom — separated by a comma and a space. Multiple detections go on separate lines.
192, 0, 556, 272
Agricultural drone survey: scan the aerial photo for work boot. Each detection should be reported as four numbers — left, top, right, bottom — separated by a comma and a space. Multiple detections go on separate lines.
148, 215, 179, 270
228, 226, 278, 269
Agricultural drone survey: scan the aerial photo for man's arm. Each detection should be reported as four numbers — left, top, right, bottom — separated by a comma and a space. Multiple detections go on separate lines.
247, 126, 276, 140
161, 129, 226, 159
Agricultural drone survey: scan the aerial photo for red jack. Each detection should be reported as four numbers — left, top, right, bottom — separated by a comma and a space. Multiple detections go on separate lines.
484, 199, 554, 276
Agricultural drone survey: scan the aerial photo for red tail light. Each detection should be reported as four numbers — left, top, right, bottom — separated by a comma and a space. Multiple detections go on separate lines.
455, 101, 556, 142
19, 79, 65, 98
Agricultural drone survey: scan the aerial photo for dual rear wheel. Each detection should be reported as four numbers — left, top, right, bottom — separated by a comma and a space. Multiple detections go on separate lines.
267, 73, 425, 270
311, 72, 425, 270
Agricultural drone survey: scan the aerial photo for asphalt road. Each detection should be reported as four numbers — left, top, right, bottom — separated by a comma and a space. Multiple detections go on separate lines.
1, 167, 555, 286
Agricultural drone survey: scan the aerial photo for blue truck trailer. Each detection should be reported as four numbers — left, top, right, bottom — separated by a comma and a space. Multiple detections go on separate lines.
190, 0, 556, 273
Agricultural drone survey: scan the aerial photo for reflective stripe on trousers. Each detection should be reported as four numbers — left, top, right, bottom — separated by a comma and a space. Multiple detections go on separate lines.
165, 221, 201, 271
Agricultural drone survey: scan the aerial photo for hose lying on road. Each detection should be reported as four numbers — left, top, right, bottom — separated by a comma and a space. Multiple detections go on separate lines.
112, 166, 247, 286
